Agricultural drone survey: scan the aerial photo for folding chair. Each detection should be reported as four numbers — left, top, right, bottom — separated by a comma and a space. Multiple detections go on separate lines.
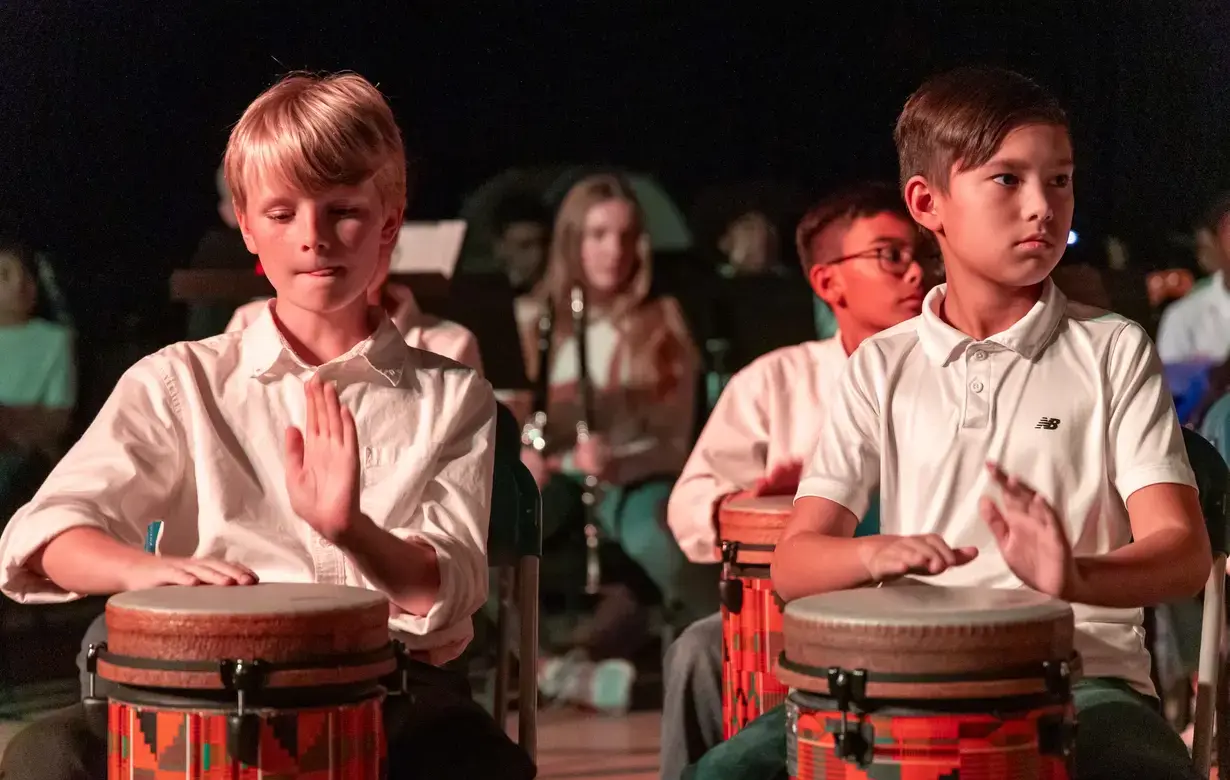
489, 403, 544, 761
1180, 428, 1230, 778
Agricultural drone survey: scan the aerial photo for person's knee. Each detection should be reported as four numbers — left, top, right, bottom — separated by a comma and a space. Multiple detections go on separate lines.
1075, 698, 1198, 780
1, 707, 101, 780
665, 613, 723, 677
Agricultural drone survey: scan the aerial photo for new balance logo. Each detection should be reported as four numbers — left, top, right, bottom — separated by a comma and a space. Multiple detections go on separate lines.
1035, 417, 1061, 430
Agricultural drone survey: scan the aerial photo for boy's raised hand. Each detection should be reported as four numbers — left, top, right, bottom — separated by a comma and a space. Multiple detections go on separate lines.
285, 379, 361, 543
979, 461, 1076, 600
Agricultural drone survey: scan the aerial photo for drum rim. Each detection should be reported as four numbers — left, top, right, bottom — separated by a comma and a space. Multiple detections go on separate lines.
104, 680, 388, 709
106, 582, 388, 615
785, 686, 1071, 715
721, 494, 793, 513
783, 586, 1074, 627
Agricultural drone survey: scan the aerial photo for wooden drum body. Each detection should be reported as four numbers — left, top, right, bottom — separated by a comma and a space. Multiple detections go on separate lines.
94, 583, 398, 780
779, 585, 1080, 780
718, 494, 792, 738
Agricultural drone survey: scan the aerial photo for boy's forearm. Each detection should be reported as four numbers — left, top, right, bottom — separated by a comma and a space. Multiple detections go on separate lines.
772, 533, 887, 602
29, 527, 148, 594
337, 513, 441, 617
1068, 528, 1211, 607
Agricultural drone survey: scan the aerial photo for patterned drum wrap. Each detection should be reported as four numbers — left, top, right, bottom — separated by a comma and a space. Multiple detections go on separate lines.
786, 692, 1071, 780
718, 495, 792, 738
107, 695, 386, 780
780, 586, 1078, 779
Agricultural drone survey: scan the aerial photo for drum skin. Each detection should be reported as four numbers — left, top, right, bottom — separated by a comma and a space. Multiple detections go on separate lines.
718, 495, 792, 737
781, 585, 1078, 779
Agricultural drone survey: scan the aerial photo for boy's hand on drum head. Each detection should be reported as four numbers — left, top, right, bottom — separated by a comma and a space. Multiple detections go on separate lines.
124, 556, 259, 590
285, 379, 361, 543
861, 534, 979, 583
980, 462, 1076, 600
752, 461, 803, 497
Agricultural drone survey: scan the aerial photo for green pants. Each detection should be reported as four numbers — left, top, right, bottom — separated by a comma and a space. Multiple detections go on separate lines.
683, 677, 1198, 780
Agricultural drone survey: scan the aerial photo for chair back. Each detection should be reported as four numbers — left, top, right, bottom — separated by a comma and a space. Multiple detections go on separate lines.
1183, 427, 1230, 555
489, 402, 543, 567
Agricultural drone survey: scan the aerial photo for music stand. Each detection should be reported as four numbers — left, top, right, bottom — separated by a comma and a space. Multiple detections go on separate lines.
419, 273, 530, 393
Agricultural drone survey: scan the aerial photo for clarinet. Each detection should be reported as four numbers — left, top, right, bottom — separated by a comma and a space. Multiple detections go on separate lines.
520, 298, 554, 453
571, 284, 602, 595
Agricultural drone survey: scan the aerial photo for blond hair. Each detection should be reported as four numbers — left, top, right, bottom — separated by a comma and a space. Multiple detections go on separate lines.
224, 72, 406, 214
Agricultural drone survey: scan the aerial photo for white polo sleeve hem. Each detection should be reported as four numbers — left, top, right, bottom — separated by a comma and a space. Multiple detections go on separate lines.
795, 477, 869, 521
1116, 462, 1198, 504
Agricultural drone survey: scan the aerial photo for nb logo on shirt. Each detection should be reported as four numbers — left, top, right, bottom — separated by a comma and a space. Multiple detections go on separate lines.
1035, 417, 1061, 430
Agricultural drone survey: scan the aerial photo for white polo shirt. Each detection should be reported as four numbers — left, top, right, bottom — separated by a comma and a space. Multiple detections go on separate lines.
797, 279, 1196, 695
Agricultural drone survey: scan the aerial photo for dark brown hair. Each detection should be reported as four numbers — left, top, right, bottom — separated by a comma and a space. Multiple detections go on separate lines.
795, 183, 912, 272
894, 67, 1068, 193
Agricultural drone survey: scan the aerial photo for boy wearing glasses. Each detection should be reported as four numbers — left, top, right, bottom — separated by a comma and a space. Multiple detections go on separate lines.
660, 182, 936, 780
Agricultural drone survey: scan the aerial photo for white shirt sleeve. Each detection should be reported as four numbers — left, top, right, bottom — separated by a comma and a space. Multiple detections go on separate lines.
795, 347, 881, 520
1106, 321, 1197, 500
385, 368, 496, 638
667, 365, 770, 563
0, 357, 187, 603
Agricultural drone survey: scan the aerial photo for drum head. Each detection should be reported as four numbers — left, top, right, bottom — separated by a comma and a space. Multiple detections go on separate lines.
779, 584, 1076, 700
101, 584, 395, 690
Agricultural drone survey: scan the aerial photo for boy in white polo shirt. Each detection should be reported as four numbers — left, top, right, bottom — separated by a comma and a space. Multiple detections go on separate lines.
659, 183, 934, 780
689, 67, 1210, 780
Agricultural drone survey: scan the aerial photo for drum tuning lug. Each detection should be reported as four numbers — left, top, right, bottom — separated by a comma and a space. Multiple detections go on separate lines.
85, 642, 106, 700
227, 713, 261, 767
719, 576, 744, 614
826, 667, 867, 712
392, 640, 411, 695
1037, 712, 1078, 758
1043, 658, 1072, 700
833, 718, 875, 768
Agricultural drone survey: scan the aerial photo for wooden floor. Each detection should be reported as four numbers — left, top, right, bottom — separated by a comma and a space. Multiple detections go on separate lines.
0, 708, 662, 780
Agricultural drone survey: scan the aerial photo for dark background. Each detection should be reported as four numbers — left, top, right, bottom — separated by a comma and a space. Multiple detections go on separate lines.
2, 1, 1229, 337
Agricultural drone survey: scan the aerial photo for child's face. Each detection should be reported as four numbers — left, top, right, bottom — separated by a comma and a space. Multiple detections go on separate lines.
0, 253, 35, 320
579, 198, 641, 297
810, 212, 927, 332
236, 176, 401, 316
921, 123, 1074, 288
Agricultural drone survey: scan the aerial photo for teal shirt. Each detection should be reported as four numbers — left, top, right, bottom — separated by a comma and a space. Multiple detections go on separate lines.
0, 319, 76, 409
1200, 394, 1230, 466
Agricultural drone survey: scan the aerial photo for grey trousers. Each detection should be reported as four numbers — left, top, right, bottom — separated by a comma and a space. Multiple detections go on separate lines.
661, 612, 724, 780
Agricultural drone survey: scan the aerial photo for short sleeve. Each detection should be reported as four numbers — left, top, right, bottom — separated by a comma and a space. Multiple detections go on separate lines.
795, 346, 882, 519
1106, 322, 1196, 500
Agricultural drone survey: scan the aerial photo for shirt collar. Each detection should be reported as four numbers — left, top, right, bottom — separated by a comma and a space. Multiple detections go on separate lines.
240, 300, 407, 385
917, 278, 1066, 366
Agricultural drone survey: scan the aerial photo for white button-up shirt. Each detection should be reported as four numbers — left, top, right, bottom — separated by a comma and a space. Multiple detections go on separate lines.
668, 337, 848, 563
798, 280, 1196, 695
227, 287, 484, 376
0, 306, 496, 664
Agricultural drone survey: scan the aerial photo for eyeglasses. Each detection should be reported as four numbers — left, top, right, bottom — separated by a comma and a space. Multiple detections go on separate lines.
826, 243, 945, 280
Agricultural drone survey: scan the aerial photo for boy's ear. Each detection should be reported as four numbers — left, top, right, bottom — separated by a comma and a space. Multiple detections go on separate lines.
381, 205, 405, 247
904, 175, 943, 235
234, 207, 259, 255
808, 262, 843, 309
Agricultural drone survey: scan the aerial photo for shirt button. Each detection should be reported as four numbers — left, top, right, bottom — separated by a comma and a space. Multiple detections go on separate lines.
972, 350, 987, 361
970, 380, 984, 393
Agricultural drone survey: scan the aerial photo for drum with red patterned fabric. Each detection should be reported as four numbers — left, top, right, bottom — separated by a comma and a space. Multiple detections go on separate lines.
717, 494, 793, 738
95, 583, 397, 779
779, 584, 1079, 779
